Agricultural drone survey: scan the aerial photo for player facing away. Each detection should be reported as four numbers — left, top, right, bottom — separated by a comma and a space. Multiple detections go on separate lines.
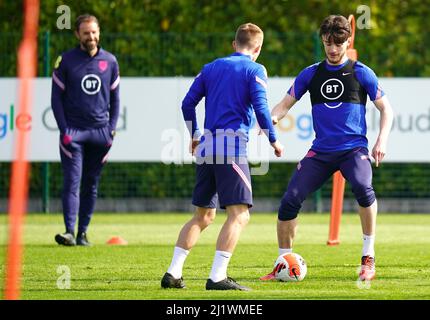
260, 15, 393, 281
51, 14, 120, 246
161, 23, 284, 291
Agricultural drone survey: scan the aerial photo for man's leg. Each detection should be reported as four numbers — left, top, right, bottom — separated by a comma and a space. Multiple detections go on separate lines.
55, 135, 83, 246
162, 207, 216, 289
77, 127, 111, 245
261, 151, 335, 280
357, 202, 377, 280
162, 162, 217, 288
278, 152, 336, 251
277, 217, 297, 251
339, 148, 377, 280
205, 204, 250, 290
359, 201, 377, 243
215, 204, 249, 252
169, 207, 216, 273
205, 159, 252, 290
211, 204, 249, 276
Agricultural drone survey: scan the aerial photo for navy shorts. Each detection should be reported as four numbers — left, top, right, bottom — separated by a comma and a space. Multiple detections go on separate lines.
192, 157, 253, 209
278, 147, 375, 220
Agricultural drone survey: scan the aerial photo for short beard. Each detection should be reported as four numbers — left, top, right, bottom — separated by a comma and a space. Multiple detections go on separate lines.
82, 39, 98, 52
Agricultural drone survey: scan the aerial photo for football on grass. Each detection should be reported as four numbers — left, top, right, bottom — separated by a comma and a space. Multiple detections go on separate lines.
274, 253, 307, 282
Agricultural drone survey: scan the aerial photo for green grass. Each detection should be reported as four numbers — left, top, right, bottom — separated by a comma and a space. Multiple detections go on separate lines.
1, 212, 430, 300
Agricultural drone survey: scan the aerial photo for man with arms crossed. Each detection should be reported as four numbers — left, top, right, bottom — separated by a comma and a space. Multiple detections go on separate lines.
261, 15, 393, 281
162, 23, 283, 290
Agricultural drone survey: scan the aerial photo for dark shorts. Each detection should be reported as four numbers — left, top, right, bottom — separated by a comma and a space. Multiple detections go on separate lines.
192, 157, 253, 209
290, 147, 374, 197
279, 146, 375, 220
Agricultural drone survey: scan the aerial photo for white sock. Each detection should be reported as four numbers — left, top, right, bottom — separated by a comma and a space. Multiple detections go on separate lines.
209, 250, 232, 282
167, 246, 190, 279
362, 234, 375, 257
279, 248, 293, 256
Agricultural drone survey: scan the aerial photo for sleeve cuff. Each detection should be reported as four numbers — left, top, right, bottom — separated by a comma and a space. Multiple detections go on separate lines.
269, 134, 277, 144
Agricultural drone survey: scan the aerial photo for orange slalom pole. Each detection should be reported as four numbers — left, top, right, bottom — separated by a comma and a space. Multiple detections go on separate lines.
327, 14, 357, 246
346, 14, 358, 61
4, 0, 40, 300
327, 171, 346, 245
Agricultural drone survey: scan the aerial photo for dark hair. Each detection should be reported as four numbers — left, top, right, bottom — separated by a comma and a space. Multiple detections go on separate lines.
75, 14, 99, 32
319, 15, 351, 44
235, 23, 264, 49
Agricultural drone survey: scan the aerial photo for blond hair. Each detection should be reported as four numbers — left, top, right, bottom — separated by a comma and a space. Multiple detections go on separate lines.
235, 23, 264, 49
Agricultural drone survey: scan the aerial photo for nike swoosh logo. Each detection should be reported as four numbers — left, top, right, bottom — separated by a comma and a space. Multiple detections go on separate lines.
342, 72, 351, 76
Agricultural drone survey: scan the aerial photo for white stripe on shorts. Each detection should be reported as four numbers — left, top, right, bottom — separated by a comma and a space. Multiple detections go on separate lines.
231, 161, 252, 192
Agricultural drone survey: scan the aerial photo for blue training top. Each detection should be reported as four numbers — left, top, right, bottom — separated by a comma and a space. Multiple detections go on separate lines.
51, 46, 120, 133
288, 59, 384, 152
182, 52, 277, 157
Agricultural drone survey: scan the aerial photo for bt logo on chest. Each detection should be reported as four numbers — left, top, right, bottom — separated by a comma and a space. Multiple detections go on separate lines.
320, 78, 345, 109
81, 74, 101, 95
320, 78, 344, 100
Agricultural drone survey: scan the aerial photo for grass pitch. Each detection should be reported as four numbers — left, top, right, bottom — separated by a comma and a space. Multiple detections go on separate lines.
0, 212, 429, 300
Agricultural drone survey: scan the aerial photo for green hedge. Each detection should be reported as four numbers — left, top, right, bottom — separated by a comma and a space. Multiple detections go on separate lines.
1, 0, 430, 77
1, 162, 429, 199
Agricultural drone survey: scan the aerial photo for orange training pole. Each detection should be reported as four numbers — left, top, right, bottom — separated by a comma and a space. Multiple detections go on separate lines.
327, 14, 357, 246
4, 0, 39, 300
327, 171, 346, 245
346, 14, 357, 61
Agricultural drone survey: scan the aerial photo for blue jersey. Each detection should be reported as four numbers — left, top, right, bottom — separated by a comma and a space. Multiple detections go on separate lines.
288, 59, 384, 152
182, 52, 277, 157
51, 46, 120, 132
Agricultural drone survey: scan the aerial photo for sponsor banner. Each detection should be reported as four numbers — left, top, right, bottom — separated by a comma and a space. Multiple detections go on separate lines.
0, 78, 429, 162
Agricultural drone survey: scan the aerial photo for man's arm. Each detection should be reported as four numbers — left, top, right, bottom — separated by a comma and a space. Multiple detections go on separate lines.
250, 67, 283, 157
109, 59, 120, 134
271, 93, 298, 125
372, 95, 394, 167
51, 55, 68, 137
181, 71, 205, 154
271, 65, 315, 125
354, 63, 394, 167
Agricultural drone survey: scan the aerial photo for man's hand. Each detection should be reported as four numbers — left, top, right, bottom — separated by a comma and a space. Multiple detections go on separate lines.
372, 139, 387, 167
61, 129, 72, 145
372, 96, 393, 168
271, 140, 284, 157
189, 139, 200, 155
258, 116, 279, 136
